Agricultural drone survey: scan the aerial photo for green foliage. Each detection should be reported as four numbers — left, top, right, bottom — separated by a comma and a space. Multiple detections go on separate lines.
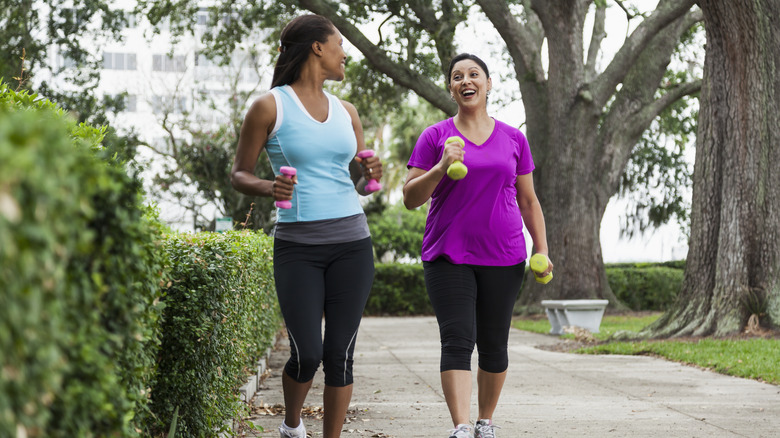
367, 203, 427, 262
1, 84, 282, 437
607, 259, 686, 270
618, 28, 701, 239
386, 99, 445, 166
365, 261, 685, 317
606, 264, 684, 311
148, 119, 277, 233
741, 287, 768, 318
365, 263, 432, 315
150, 230, 281, 437
0, 83, 166, 437
1, 0, 143, 199
1, 0, 129, 113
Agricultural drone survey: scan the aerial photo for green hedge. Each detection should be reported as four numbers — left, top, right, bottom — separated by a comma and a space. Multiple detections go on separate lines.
1, 84, 283, 437
150, 230, 281, 437
606, 265, 684, 311
0, 84, 166, 436
366, 261, 685, 315
365, 263, 432, 315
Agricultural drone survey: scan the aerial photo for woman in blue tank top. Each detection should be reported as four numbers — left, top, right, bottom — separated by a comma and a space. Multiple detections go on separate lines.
231, 14, 383, 438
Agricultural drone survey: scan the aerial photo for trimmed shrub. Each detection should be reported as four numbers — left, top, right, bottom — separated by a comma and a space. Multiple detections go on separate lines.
606, 265, 684, 311
149, 230, 281, 437
0, 83, 166, 437
366, 263, 432, 315
367, 204, 427, 262
365, 261, 686, 315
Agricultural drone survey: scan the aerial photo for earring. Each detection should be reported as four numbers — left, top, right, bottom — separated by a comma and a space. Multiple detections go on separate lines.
450, 95, 455, 101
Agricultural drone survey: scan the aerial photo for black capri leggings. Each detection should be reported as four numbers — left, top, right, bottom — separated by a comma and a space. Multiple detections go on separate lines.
423, 257, 525, 373
273, 237, 374, 387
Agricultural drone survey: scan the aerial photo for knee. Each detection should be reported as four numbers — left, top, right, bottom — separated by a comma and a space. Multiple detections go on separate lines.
477, 348, 508, 373
322, 354, 353, 387
440, 343, 474, 372
286, 350, 322, 383
322, 348, 353, 387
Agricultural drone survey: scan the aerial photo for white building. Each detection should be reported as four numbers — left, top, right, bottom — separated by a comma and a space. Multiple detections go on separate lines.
47, 3, 272, 230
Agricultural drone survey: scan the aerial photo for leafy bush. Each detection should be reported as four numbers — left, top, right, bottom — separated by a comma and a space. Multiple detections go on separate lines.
367, 203, 427, 262
364, 261, 686, 315
149, 230, 281, 437
1, 83, 284, 437
606, 264, 684, 311
0, 83, 166, 437
365, 263, 432, 315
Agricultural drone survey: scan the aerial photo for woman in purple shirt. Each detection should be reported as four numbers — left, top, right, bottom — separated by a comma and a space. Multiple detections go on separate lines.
403, 53, 553, 438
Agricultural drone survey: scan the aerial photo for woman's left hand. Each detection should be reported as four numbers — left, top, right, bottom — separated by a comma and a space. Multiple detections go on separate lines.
357, 153, 383, 181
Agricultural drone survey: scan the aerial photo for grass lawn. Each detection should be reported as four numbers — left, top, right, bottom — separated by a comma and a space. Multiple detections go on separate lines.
512, 312, 780, 385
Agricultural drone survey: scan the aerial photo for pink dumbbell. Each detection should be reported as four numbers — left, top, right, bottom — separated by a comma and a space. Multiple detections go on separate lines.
356, 150, 382, 193
275, 166, 296, 209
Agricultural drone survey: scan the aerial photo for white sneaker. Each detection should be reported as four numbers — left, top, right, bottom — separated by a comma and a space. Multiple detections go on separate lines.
474, 419, 500, 438
449, 423, 474, 438
279, 420, 306, 437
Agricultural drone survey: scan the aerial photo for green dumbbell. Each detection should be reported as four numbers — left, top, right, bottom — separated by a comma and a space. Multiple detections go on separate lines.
530, 253, 553, 284
445, 136, 468, 180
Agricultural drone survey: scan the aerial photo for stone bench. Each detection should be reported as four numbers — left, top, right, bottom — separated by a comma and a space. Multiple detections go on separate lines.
540, 299, 609, 335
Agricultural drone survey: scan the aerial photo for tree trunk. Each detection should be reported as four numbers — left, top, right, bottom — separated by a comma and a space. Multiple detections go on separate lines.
646, 0, 780, 337
515, 1, 698, 312
517, 103, 621, 311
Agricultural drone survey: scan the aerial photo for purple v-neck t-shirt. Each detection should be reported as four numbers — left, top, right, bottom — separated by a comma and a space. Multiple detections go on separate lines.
407, 118, 535, 266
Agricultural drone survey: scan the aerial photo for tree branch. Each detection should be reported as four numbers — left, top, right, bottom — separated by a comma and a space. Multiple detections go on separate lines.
476, 0, 545, 84
597, 6, 703, 192
614, 0, 639, 20
585, 2, 607, 81
407, 0, 460, 78
297, 0, 456, 115
137, 140, 174, 160
591, 0, 697, 106
630, 80, 701, 135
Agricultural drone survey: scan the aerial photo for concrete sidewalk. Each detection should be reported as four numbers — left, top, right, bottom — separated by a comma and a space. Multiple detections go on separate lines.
248, 316, 780, 437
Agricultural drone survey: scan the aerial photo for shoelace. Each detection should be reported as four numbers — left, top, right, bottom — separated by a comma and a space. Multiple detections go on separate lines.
475, 422, 501, 438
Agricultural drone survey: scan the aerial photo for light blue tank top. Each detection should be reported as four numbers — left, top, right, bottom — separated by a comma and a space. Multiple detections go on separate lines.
266, 85, 364, 223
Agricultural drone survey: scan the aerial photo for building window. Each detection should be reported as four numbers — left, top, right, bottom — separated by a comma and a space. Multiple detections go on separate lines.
59, 54, 77, 69
197, 10, 209, 26
152, 54, 187, 72
152, 95, 188, 114
125, 94, 137, 112
124, 12, 137, 28
103, 52, 137, 70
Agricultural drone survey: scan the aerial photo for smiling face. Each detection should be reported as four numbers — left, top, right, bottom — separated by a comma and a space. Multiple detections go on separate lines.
449, 59, 492, 109
317, 26, 347, 81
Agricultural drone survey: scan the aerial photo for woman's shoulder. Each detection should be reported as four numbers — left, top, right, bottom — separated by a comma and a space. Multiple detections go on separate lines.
243, 91, 278, 132
250, 89, 278, 109
420, 118, 452, 136
493, 119, 528, 143
493, 118, 525, 134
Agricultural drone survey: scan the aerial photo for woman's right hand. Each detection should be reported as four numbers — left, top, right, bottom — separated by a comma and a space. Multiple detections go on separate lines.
439, 138, 465, 169
272, 173, 297, 202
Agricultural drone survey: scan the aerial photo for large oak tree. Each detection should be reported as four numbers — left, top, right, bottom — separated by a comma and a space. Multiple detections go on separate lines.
644, 0, 780, 336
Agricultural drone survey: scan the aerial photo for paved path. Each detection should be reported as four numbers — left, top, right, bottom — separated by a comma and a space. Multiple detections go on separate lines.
248, 316, 780, 437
